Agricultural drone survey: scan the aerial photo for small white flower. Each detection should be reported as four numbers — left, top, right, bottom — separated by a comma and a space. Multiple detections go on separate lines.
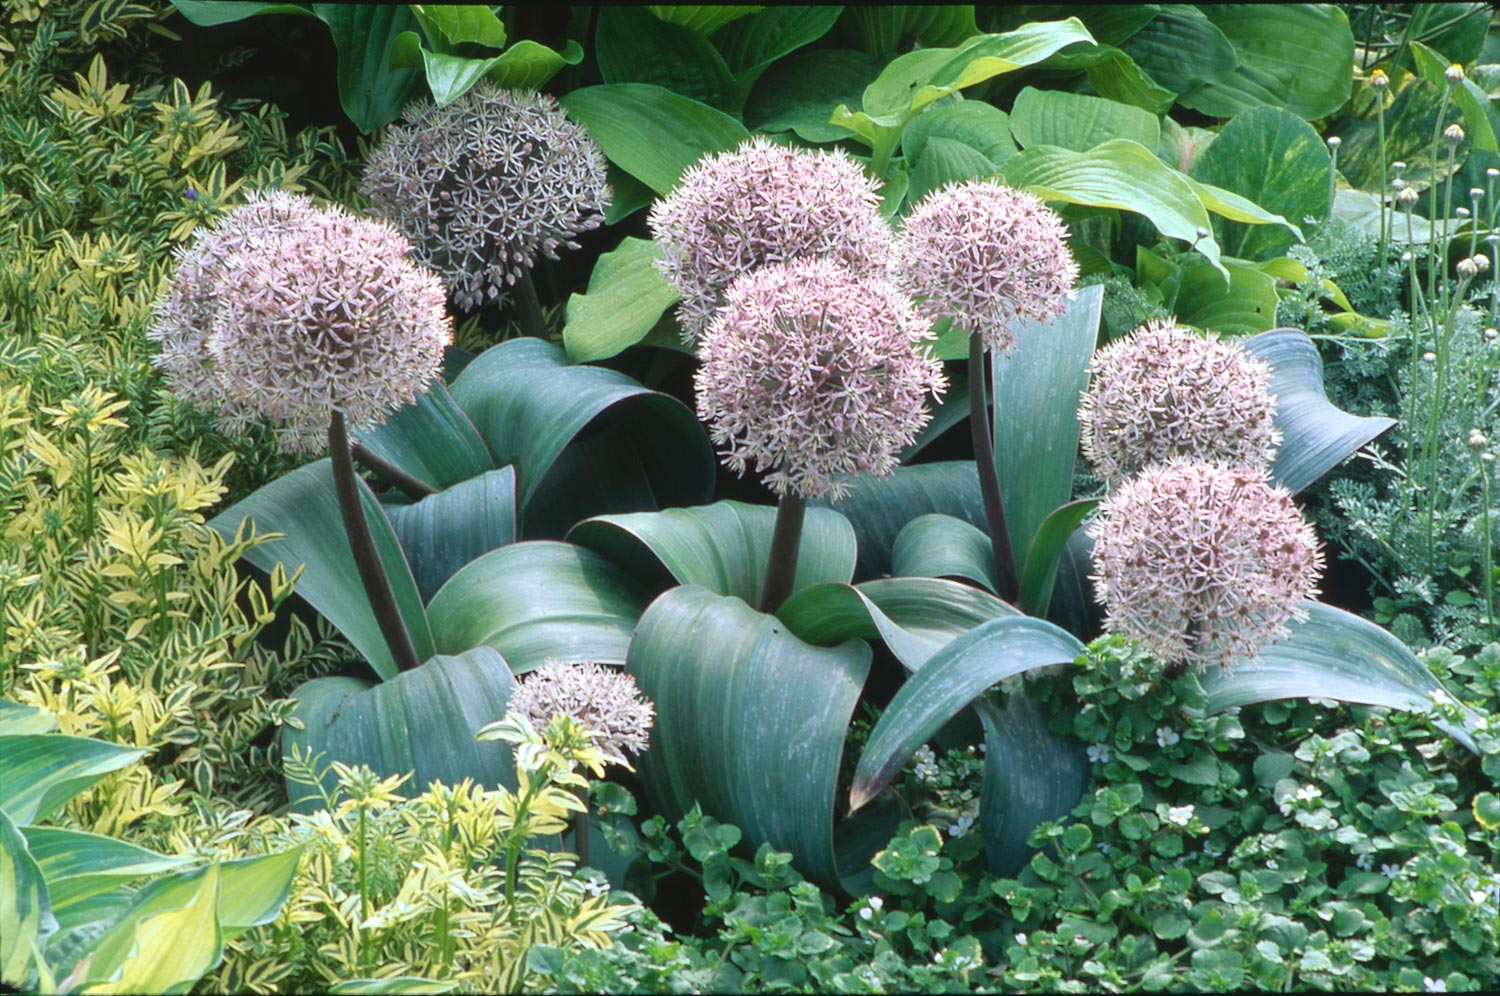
859, 906, 874, 921
911, 744, 941, 784
1424, 977, 1448, 993
1295, 784, 1322, 802
949, 815, 975, 837
1015, 932, 1028, 946
1166, 805, 1195, 827
1266, 858, 1279, 870
1471, 889, 1489, 904
1087, 743, 1112, 763
869, 895, 883, 910
1156, 727, 1180, 748
1356, 853, 1373, 871
1382, 863, 1401, 879
913, 874, 931, 885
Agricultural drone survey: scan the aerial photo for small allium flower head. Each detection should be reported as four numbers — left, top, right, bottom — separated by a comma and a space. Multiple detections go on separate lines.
508, 660, 655, 768
1078, 318, 1281, 486
150, 191, 451, 454
893, 178, 1078, 354
1089, 459, 1323, 669
360, 84, 611, 311
695, 257, 946, 500
649, 136, 893, 343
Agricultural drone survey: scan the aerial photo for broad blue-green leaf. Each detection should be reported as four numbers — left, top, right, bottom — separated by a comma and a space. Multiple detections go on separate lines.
743, 48, 884, 144
1192, 107, 1331, 260
891, 513, 997, 593
562, 237, 681, 363
850, 616, 1085, 809
169, 1, 310, 26
991, 285, 1102, 571
0, 734, 144, 825
1, 808, 53, 986
628, 586, 874, 889
597, 7, 738, 109
1241, 328, 1396, 494
809, 462, 986, 580
1203, 602, 1482, 753
1018, 499, 1099, 618
426, 542, 646, 673
976, 694, 1090, 875
354, 380, 493, 493
449, 337, 713, 513
901, 366, 969, 455
312, 4, 422, 133
569, 500, 856, 607
560, 84, 750, 194
384, 468, 517, 602
282, 648, 518, 811
1009, 86, 1160, 152
1179, 5, 1354, 121
209, 459, 435, 682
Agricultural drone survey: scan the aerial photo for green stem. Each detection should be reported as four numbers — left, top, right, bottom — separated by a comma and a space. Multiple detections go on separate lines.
328, 410, 422, 672
760, 493, 806, 614
969, 333, 1019, 603
1376, 97, 1388, 264
1482, 461, 1496, 639
513, 267, 550, 340
358, 803, 370, 972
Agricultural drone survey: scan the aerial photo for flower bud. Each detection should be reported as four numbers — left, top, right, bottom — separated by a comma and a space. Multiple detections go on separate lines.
1326, 136, 1342, 150
1446, 63, 1465, 85
1397, 186, 1420, 208
1371, 69, 1390, 91
1445, 123, 1466, 145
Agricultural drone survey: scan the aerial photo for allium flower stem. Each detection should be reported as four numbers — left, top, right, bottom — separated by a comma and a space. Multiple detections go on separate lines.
514, 267, 550, 340
352, 441, 438, 501
760, 494, 807, 614
969, 333, 1019, 604
329, 410, 422, 673
573, 811, 591, 868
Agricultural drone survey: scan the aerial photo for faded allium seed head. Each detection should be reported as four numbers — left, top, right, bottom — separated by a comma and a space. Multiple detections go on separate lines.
1088, 459, 1324, 670
360, 84, 611, 311
649, 136, 893, 343
893, 178, 1078, 354
509, 660, 655, 768
695, 257, 946, 500
149, 190, 452, 454
1078, 318, 1281, 487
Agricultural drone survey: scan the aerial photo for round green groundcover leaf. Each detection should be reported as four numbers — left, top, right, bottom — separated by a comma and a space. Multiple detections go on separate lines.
282, 647, 519, 813
627, 585, 884, 890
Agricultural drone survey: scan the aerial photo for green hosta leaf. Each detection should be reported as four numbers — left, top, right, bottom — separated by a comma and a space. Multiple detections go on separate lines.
1018, 499, 1099, 618
81, 863, 222, 996
449, 337, 712, 514
568, 500, 856, 606
1171, 257, 1281, 334
283, 648, 518, 811
1119, 5, 1236, 99
414, 48, 503, 106
891, 513, 997, 593
627, 586, 873, 889
1411, 41, 1498, 154
850, 616, 1085, 809
1, 808, 54, 986
563, 237, 681, 363
1009, 86, 1160, 152
210, 459, 435, 682
809, 462, 986, 580
312, 4, 422, 133
0, 700, 58, 735
1046, 44, 1175, 115
383, 468, 517, 602
0, 734, 145, 825
23, 828, 192, 915
1178, 5, 1354, 121
976, 695, 1090, 875
410, 4, 505, 49
840, 6, 979, 55
648, 5, 762, 35
1241, 328, 1396, 494
597, 7, 738, 109
992, 285, 1103, 571
906, 135, 1002, 209
169, 1, 310, 26
743, 48, 884, 144
1201, 602, 1482, 753
426, 542, 646, 673
903, 100, 1017, 171
712, 6, 842, 81
106, 848, 302, 939
1192, 107, 1331, 260
561, 84, 750, 194
1336, 74, 1464, 194
354, 380, 493, 493
484, 40, 584, 92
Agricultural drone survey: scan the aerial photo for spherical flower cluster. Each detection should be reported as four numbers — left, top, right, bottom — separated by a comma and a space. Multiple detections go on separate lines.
893, 179, 1078, 354
360, 84, 611, 311
1077, 318, 1281, 486
509, 660, 655, 768
149, 190, 452, 454
1088, 459, 1323, 670
650, 136, 894, 343
695, 257, 947, 500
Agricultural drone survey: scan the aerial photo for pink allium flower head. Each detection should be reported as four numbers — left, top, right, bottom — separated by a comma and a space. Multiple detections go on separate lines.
893, 178, 1078, 353
509, 660, 655, 768
360, 84, 611, 312
1088, 459, 1324, 670
695, 257, 947, 500
1078, 318, 1281, 487
649, 136, 894, 343
149, 190, 452, 454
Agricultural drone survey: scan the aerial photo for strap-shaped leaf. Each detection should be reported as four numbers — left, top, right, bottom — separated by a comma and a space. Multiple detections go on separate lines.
0, 734, 144, 825
850, 616, 1084, 810
1242, 327, 1396, 494
628, 586, 877, 890
569, 500, 856, 606
891, 513, 997, 593
209, 459, 435, 682
1018, 500, 1100, 618
384, 468, 517, 603
354, 379, 493, 492
1201, 601, 1482, 753
426, 541, 646, 673
282, 647, 519, 812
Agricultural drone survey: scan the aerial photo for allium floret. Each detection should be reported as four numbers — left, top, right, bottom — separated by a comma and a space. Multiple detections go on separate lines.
509, 660, 655, 768
649, 136, 894, 343
360, 83, 611, 311
1088, 459, 1323, 670
695, 257, 946, 500
893, 178, 1078, 353
1078, 318, 1281, 486
149, 190, 452, 454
